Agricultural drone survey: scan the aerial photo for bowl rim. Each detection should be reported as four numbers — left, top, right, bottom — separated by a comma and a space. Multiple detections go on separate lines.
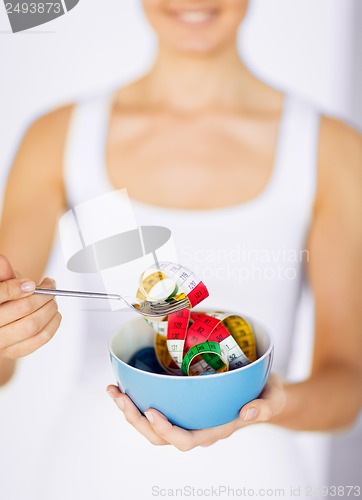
109, 310, 274, 380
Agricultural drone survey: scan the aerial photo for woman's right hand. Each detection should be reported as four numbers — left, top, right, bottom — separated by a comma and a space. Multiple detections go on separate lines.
0, 255, 62, 360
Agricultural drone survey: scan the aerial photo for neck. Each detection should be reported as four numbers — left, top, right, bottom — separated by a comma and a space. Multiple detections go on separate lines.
144, 43, 258, 112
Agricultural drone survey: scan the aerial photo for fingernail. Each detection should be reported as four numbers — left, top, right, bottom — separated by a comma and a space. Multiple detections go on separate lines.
243, 407, 258, 421
21, 281, 35, 293
144, 411, 154, 424
107, 390, 114, 400
115, 398, 125, 411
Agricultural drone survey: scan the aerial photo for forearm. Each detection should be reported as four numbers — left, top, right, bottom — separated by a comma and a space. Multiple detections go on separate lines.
0, 356, 16, 387
271, 363, 362, 431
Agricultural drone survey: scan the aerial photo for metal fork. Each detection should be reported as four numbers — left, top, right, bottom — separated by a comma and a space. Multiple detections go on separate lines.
34, 287, 189, 318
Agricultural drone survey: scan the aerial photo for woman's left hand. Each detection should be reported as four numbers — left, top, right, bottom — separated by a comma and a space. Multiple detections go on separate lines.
107, 373, 287, 451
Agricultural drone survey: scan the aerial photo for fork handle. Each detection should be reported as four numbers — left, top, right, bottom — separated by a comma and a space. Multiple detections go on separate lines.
34, 288, 121, 301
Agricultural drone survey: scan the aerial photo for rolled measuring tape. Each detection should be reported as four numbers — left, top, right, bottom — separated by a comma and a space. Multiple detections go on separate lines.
135, 262, 257, 376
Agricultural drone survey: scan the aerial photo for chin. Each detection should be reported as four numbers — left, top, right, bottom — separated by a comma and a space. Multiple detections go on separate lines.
161, 25, 236, 56
172, 38, 226, 55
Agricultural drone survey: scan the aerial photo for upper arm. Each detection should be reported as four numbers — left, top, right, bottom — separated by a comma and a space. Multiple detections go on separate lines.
0, 105, 74, 282
307, 116, 362, 376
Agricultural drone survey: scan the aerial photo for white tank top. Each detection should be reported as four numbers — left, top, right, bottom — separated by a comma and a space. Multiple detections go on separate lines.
31, 91, 325, 500
64, 90, 320, 379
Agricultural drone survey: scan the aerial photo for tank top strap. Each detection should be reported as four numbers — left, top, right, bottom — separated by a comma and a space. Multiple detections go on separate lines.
63, 91, 113, 208
273, 94, 321, 209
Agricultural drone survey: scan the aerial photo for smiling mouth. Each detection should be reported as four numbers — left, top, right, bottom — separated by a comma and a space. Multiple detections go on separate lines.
168, 9, 219, 26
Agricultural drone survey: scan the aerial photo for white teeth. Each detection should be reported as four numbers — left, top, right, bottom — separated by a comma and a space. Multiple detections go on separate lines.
178, 11, 212, 24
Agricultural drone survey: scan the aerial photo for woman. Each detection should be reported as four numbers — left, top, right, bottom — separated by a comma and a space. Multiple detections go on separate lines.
0, 0, 361, 498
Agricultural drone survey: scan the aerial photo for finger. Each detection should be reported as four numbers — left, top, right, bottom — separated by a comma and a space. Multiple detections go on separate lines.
239, 374, 286, 424
37, 276, 56, 290
0, 255, 36, 303
106, 386, 168, 446
1, 312, 62, 359
0, 277, 56, 328
239, 400, 273, 423
143, 409, 241, 451
0, 277, 37, 304
0, 299, 59, 349
0, 255, 16, 281
143, 409, 199, 451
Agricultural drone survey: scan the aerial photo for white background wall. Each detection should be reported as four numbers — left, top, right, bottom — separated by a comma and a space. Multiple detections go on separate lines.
1, 0, 361, 497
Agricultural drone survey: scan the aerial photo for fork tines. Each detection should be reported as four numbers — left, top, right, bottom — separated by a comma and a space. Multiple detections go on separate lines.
150, 298, 189, 313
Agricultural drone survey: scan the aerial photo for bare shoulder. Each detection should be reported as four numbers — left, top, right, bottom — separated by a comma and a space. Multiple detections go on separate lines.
317, 116, 362, 209
33, 103, 74, 129
6, 102, 75, 184
4, 103, 76, 218
19, 103, 74, 159
9, 103, 75, 197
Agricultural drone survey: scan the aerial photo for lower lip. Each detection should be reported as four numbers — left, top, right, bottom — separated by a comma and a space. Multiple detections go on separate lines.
168, 11, 218, 28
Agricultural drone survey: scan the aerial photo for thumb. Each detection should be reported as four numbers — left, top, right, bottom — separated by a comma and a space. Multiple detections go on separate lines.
0, 255, 16, 281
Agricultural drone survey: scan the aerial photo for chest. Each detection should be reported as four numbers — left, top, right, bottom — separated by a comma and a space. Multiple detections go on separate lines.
106, 111, 281, 209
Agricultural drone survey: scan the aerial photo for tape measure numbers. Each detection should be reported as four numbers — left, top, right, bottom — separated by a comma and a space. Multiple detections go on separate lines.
137, 262, 257, 376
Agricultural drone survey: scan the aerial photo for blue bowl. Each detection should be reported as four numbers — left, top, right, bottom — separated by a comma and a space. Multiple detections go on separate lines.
109, 311, 274, 430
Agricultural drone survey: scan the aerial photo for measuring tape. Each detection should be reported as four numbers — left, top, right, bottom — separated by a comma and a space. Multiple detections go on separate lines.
136, 262, 257, 376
